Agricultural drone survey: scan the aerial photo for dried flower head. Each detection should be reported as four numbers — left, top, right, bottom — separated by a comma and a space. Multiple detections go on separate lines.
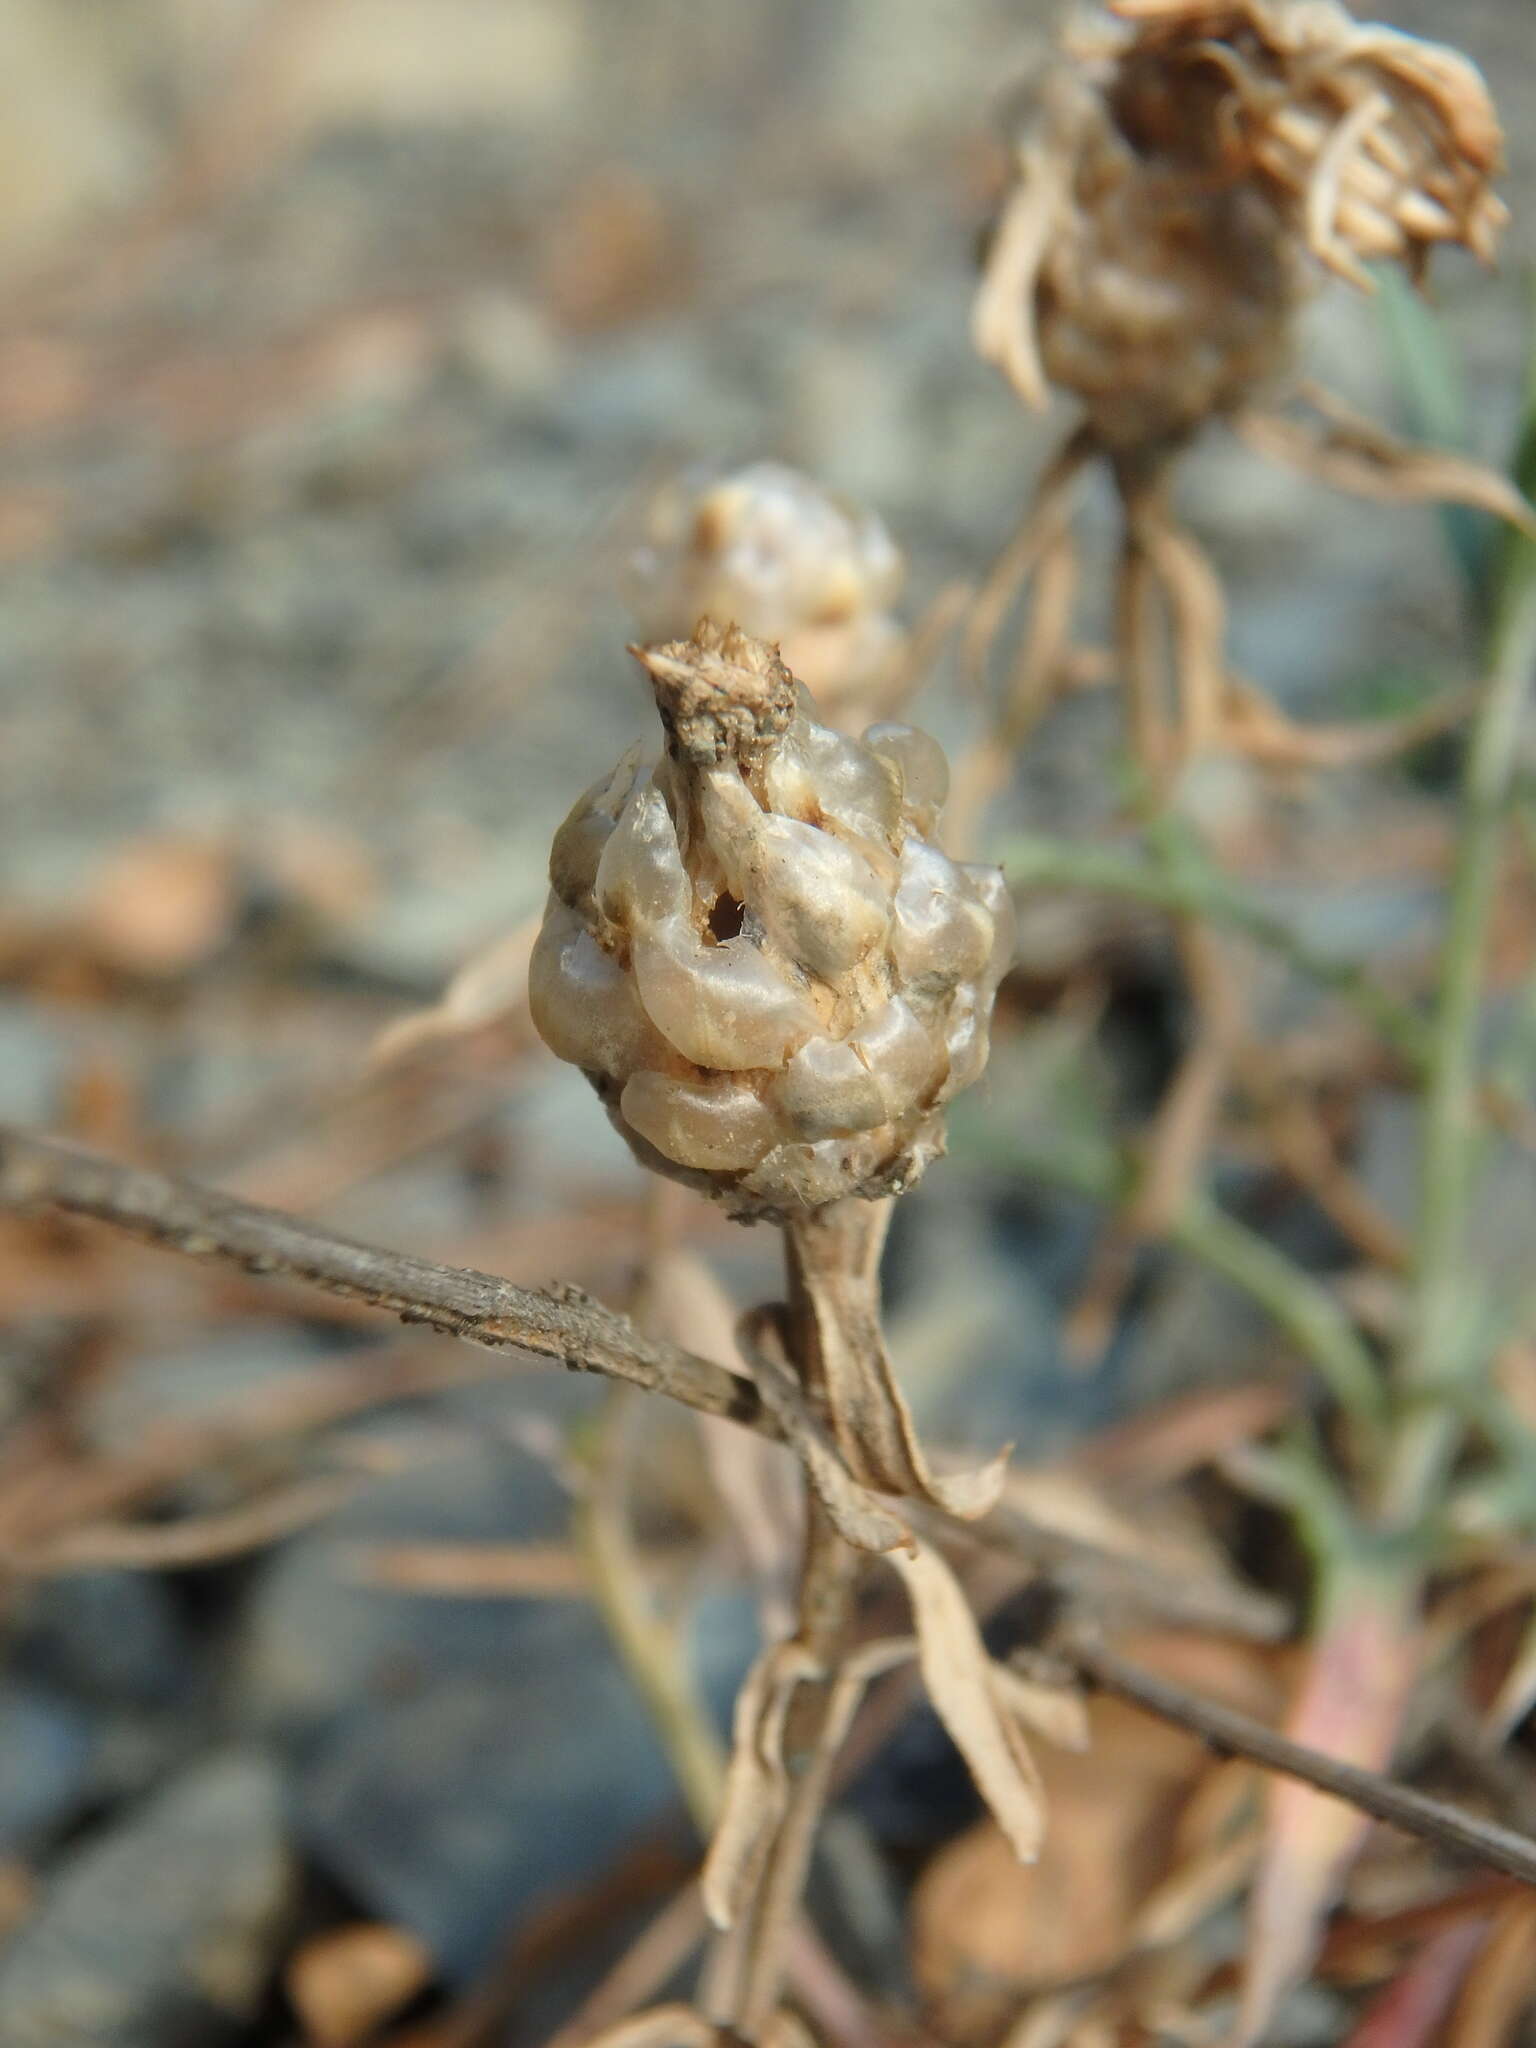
974, 0, 1506, 445
529, 623, 1013, 1218
626, 463, 905, 708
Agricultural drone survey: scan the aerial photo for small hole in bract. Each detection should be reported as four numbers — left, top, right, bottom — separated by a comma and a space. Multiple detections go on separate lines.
708, 892, 746, 943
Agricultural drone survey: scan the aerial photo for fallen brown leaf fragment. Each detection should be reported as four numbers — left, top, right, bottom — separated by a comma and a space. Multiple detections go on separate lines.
288, 1922, 435, 2048
913, 1635, 1275, 2040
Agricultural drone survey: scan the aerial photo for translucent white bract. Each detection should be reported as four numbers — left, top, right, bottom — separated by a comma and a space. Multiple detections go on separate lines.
530, 627, 1014, 1215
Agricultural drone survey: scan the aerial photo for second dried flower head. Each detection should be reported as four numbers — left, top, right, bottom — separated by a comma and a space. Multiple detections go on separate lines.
530, 624, 1014, 1216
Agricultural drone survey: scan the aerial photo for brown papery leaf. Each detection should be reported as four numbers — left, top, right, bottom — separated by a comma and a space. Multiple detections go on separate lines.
702, 1634, 911, 1970
989, 1664, 1090, 1754
892, 1542, 1046, 1863
916, 1637, 1275, 2037
700, 1642, 816, 1931
971, 150, 1070, 412
287, 1922, 433, 2048
702, 1632, 914, 1938
1237, 1561, 1421, 2047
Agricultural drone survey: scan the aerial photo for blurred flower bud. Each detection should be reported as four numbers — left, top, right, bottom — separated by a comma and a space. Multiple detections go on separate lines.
530, 623, 1013, 1216
975, 0, 1506, 447
626, 462, 904, 710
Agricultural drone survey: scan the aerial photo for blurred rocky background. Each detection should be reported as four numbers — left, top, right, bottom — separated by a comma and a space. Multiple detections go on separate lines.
1, 3, 1534, 2044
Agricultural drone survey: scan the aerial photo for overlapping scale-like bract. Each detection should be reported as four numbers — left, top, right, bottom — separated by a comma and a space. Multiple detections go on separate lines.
530, 624, 1014, 1216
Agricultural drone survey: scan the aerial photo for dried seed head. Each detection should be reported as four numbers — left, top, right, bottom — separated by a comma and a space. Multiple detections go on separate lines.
975, 0, 1506, 447
530, 623, 1014, 1218
626, 462, 905, 708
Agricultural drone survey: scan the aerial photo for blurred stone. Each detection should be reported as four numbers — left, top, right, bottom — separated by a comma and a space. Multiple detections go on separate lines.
232, 1407, 583, 1740
0, 1684, 94, 1857
290, 1559, 757, 1979
0, 1751, 294, 2048
12, 1570, 192, 1711
448, 292, 560, 401
79, 1322, 337, 1455
278, 0, 586, 132
296, 1634, 674, 1981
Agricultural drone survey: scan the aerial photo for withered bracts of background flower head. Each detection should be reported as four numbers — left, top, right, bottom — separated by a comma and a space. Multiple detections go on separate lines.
974, 0, 1507, 445
529, 623, 1014, 1218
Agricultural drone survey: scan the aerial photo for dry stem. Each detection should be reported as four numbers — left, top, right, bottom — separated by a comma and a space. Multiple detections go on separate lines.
4, 1125, 1535, 1893
704, 1204, 872, 2037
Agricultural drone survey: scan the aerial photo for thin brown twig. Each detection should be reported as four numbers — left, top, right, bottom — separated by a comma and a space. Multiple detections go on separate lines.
0, 1125, 768, 1437
0, 1125, 1281, 1642
1069, 1637, 1536, 1891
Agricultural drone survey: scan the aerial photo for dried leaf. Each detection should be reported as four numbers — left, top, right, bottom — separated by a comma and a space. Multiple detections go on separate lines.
701, 1632, 911, 1940
287, 1922, 434, 2048
1221, 670, 1479, 770
701, 1642, 817, 1931
1237, 1562, 1421, 2047
971, 151, 1069, 411
915, 1638, 1266, 2032
371, 916, 538, 1065
988, 1664, 1091, 1753
892, 1542, 1045, 1863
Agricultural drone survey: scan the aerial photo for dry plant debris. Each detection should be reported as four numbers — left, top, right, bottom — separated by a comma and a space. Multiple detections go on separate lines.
4, 2, 1536, 2043
969, 0, 1523, 784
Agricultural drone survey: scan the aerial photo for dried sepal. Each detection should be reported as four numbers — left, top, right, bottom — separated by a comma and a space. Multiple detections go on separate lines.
530, 622, 1014, 1218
